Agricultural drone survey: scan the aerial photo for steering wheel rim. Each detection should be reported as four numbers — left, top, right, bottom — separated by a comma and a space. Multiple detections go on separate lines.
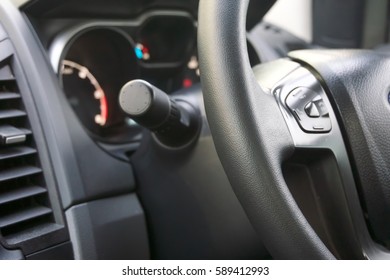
198, 0, 335, 259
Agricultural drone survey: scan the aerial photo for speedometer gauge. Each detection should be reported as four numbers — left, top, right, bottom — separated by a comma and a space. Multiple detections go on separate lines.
56, 27, 141, 143
61, 60, 108, 127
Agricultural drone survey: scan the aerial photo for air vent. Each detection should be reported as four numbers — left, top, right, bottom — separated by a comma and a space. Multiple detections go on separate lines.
0, 58, 66, 255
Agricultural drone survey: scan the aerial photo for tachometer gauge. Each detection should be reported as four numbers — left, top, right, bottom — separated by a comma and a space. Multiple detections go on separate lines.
55, 28, 142, 143
60, 60, 108, 129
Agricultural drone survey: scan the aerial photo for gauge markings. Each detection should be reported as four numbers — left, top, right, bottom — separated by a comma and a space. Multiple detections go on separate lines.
61, 60, 108, 126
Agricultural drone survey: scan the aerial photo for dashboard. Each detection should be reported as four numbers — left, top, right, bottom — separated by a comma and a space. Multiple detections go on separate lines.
44, 10, 269, 145
1, 0, 388, 261
36, 8, 272, 146
0, 0, 311, 260
44, 10, 272, 144
48, 12, 200, 143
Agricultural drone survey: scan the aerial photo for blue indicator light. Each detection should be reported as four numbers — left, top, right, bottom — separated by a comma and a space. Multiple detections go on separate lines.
135, 47, 143, 60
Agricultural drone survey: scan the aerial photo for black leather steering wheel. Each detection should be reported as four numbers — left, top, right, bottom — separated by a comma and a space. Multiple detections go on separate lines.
198, 0, 390, 259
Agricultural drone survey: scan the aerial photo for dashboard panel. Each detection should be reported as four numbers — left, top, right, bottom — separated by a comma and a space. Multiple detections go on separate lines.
47, 11, 263, 144
22, 0, 290, 151
49, 12, 201, 143
0, 0, 312, 260
45, 11, 200, 143
3, 0, 384, 262
28, 0, 308, 148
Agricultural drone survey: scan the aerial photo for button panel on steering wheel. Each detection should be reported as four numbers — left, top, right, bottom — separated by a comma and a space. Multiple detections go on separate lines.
286, 87, 332, 133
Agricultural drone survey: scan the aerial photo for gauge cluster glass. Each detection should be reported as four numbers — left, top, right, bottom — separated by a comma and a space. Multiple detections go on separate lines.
59, 28, 141, 142
54, 13, 257, 143
135, 16, 195, 64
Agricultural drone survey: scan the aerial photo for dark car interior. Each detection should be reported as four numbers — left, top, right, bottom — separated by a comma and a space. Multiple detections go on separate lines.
0, 0, 389, 260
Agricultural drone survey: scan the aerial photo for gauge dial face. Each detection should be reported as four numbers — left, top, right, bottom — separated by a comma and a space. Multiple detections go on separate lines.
61, 60, 108, 128
56, 20, 203, 142
58, 28, 142, 142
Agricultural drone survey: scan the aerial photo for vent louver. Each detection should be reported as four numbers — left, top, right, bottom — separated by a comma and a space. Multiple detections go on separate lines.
0, 57, 66, 255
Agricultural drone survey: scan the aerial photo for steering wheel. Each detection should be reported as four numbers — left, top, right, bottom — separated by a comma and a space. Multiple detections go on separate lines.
198, 0, 390, 259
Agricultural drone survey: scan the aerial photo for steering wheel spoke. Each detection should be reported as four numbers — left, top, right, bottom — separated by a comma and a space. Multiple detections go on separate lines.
255, 58, 390, 259
199, 0, 390, 259
255, 60, 369, 258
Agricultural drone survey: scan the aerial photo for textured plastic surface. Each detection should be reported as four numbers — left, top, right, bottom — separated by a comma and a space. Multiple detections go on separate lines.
0, 243, 23, 260
0, 185, 46, 205
283, 150, 362, 259
248, 22, 310, 63
255, 61, 366, 258
0, 0, 136, 211
66, 194, 149, 260
132, 85, 268, 259
26, 241, 73, 260
0, 0, 142, 260
198, 0, 334, 259
290, 49, 390, 250
0, 23, 69, 256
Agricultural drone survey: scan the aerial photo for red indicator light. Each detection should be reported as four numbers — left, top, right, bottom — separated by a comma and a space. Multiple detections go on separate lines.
183, 78, 193, 88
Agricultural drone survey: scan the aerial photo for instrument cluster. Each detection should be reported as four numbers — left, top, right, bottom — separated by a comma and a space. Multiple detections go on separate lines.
49, 11, 259, 143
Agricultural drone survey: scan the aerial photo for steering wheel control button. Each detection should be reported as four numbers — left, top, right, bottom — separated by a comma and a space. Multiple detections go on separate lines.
304, 102, 320, 117
312, 95, 329, 116
286, 87, 332, 133
312, 125, 325, 131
